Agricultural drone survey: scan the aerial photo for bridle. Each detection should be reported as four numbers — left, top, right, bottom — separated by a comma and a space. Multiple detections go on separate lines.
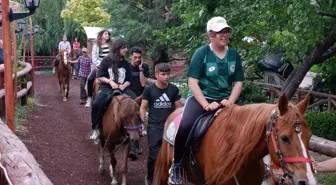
102, 94, 143, 157
265, 110, 314, 185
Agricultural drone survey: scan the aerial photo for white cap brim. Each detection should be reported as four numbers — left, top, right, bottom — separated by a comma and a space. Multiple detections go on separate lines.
209, 23, 231, 32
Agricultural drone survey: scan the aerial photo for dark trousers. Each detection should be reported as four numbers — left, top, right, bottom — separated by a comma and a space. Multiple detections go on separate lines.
173, 96, 215, 165
87, 70, 97, 97
91, 87, 138, 130
80, 76, 88, 100
147, 126, 164, 180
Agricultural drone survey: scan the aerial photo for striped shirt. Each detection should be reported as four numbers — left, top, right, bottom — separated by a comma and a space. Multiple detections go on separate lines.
92, 43, 110, 67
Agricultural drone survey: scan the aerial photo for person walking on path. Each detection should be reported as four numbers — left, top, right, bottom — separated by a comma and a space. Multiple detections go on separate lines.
140, 63, 182, 185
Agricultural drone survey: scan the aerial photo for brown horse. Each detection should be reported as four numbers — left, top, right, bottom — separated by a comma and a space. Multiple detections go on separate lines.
97, 93, 142, 185
56, 49, 72, 101
153, 94, 317, 185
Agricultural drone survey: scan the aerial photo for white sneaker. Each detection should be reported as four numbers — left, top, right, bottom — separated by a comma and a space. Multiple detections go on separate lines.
85, 97, 92, 107
87, 129, 100, 140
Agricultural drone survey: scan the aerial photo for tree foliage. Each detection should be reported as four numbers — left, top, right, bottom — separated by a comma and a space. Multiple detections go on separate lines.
61, 0, 111, 27
103, 0, 171, 60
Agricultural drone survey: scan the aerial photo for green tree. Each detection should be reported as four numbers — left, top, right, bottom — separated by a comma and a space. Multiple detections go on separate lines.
155, 0, 336, 99
61, 0, 111, 27
103, 0, 173, 62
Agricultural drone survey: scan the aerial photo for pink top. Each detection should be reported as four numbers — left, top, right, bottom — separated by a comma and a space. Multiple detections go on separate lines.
73, 41, 80, 50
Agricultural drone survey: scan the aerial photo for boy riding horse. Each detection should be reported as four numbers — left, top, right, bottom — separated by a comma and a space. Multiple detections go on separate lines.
53, 35, 71, 74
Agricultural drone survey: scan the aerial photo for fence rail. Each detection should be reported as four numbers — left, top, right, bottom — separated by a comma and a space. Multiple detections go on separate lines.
0, 61, 33, 117
252, 81, 336, 112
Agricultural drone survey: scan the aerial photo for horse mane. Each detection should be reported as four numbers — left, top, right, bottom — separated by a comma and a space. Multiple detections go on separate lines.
111, 96, 139, 123
207, 103, 277, 184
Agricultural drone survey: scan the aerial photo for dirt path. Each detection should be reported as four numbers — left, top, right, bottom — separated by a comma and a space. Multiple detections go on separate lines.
17, 75, 147, 185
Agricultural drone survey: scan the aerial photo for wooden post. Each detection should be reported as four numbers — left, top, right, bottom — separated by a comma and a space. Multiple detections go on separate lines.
0, 71, 5, 118
270, 89, 275, 103
328, 96, 332, 112
2, 0, 15, 132
20, 75, 27, 106
29, 17, 34, 95
12, 20, 18, 107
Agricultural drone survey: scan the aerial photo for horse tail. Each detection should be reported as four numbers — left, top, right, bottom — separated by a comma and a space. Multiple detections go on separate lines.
153, 140, 170, 185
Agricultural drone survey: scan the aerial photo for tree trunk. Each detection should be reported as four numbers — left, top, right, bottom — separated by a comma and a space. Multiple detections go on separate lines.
281, 29, 336, 100
309, 135, 336, 157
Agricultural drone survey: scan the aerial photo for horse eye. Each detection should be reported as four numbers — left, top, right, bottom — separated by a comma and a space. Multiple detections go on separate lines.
281, 136, 290, 144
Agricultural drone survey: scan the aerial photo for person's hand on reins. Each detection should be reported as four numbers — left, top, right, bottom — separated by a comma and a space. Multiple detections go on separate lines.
109, 80, 119, 89
204, 101, 220, 111
221, 99, 234, 107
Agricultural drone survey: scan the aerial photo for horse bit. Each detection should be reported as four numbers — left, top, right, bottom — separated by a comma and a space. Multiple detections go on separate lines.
265, 110, 314, 185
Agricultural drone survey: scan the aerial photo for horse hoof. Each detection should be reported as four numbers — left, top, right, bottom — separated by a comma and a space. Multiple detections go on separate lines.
63, 98, 67, 101
111, 182, 118, 185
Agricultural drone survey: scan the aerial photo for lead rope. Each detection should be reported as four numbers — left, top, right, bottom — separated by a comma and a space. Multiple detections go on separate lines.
234, 175, 240, 185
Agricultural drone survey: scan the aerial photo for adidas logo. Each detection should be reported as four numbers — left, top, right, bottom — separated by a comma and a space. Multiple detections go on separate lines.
154, 93, 172, 108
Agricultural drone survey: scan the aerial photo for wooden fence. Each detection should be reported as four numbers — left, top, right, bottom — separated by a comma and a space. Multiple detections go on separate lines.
0, 119, 53, 185
20, 56, 55, 71
0, 61, 32, 118
252, 82, 336, 112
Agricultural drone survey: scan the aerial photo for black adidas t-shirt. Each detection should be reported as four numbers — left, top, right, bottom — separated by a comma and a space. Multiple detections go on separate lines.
130, 63, 150, 97
142, 83, 181, 127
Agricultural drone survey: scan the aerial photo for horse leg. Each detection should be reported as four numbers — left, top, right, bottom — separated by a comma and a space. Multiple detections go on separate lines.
109, 149, 118, 185
120, 142, 131, 185
152, 140, 171, 185
98, 140, 105, 175
62, 79, 67, 101
66, 80, 70, 99
63, 81, 68, 101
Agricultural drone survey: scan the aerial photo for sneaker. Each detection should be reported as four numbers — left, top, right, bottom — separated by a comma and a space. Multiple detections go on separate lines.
80, 100, 86, 105
168, 164, 183, 185
145, 175, 152, 185
135, 139, 142, 155
85, 97, 92, 107
87, 129, 100, 140
128, 149, 138, 160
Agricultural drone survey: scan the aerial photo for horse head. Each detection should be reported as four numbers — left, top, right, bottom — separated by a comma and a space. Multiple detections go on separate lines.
113, 95, 141, 148
59, 49, 70, 65
267, 93, 317, 185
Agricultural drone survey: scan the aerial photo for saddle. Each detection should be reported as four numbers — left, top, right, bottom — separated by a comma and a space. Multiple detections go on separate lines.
102, 90, 123, 113
164, 109, 221, 152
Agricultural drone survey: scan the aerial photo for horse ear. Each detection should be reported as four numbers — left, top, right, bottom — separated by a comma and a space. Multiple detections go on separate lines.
278, 93, 288, 115
296, 93, 310, 114
134, 95, 143, 105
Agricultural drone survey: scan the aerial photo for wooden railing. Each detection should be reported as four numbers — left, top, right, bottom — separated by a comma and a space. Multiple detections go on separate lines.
20, 56, 55, 71
0, 119, 53, 185
252, 81, 336, 112
0, 61, 33, 117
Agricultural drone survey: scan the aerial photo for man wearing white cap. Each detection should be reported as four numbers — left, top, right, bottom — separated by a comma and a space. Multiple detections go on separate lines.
168, 16, 245, 184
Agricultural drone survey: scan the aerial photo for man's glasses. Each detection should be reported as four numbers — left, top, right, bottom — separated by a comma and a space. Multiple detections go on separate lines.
212, 29, 231, 37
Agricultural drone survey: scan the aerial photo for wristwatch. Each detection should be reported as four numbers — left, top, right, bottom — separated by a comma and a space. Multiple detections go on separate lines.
139, 68, 144, 72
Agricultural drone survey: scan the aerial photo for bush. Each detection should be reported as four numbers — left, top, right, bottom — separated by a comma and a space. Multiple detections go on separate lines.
305, 112, 336, 141
241, 82, 269, 104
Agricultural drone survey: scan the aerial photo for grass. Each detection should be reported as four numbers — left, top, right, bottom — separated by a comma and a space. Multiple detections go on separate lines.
35, 70, 53, 76
317, 173, 336, 185
14, 96, 36, 128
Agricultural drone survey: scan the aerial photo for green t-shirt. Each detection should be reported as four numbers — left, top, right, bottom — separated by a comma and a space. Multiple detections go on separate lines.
187, 45, 245, 100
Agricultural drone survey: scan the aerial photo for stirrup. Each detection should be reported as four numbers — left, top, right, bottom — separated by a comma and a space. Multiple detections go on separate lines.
168, 164, 184, 185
